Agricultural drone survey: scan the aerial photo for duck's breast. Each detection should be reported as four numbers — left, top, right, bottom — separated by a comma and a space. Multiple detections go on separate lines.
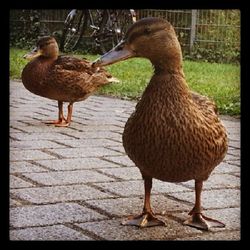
122, 76, 227, 182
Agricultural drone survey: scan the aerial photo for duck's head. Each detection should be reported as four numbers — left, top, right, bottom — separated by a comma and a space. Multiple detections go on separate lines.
93, 17, 182, 71
23, 36, 59, 60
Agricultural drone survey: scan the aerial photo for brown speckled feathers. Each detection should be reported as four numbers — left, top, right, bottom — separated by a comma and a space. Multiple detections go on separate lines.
93, 17, 229, 230
22, 55, 112, 102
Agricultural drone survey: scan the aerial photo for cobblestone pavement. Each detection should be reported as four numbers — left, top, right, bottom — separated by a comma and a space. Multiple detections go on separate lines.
9, 80, 241, 241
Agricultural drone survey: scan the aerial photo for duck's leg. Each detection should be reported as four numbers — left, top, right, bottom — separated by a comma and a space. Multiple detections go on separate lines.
184, 180, 225, 230
45, 101, 68, 126
53, 102, 73, 127
66, 102, 74, 124
122, 176, 166, 227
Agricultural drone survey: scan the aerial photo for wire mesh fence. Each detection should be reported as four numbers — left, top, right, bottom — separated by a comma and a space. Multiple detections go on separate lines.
10, 9, 240, 63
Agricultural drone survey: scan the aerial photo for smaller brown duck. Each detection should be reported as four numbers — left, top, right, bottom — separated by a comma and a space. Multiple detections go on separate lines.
21, 36, 118, 127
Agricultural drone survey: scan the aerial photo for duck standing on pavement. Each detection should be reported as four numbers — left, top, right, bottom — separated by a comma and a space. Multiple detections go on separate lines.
93, 17, 228, 230
22, 36, 118, 127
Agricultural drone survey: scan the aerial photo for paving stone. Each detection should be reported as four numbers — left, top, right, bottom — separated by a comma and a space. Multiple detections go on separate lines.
95, 180, 191, 197
70, 124, 122, 132
11, 184, 117, 204
175, 230, 240, 240
10, 198, 23, 207
10, 225, 93, 240
183, 173, 240, 190
169, 189, 240, 209
228, 134, 241, 142
10, 203, 107, 228
10, 161, 46, 173
77, 218, 202, 240
54, 138, 121, 148
212, 162, 240, 174
106, 146, 126, 154
85, 195, 191, 217
10, 149, 56, 161
10, 132, 75, 141
10, 125, 73, 134
9, 81, 241, 240
47, 147, 122, 158
10, 140, 66, 150
227, 160, 240, 166
82, 119, 125, 127
35, 158, 119, 171
10, 175, 35, 188
103, 155, 135, 167
98, 167, 142, 180
224, 154, 240, 161
226, 148, 241, 157
60, 130, 122, 140
228, 140, 240, 149
22, 170, 115, 185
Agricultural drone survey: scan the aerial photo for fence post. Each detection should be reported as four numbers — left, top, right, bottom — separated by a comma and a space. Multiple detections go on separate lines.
190, 9, 197, 52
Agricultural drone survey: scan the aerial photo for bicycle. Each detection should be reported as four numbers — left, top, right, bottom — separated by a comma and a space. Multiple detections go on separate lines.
59, 9, 136, 53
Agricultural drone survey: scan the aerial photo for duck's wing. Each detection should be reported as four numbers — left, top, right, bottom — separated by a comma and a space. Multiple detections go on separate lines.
47, 56, 115, 99
55, 56, 116, 84
190, 91, 218, 115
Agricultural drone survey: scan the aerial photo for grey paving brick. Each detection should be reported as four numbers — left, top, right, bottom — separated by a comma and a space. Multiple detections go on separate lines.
228, 140, 240, 149
106, 146, 126, 154
77, 218, 202, 240
10, 132, 75, 141
169, 189, 240, 209
103, 155, 135, 167
183, 173, 240, 190
10, 225, 93, 240
10, 203, 107, 228
10, 161, 46, 173
60, 130, 122, 140
212, 162, 240, 174
85, 195, 191, 217
10, 149, 56, 161
35, 158, 119, 171
10, 198, 23, 207
54, 138, 121, 148
46, 147, 122, 159
10, 139, 66, 150
11, 184, 117, 204
227, 148, 241, 157
98, 167, 142, 180
9, 81, 241, 240
22, 170, 115, 185
175, 230, 240, 240
94, 179, 191, 197
10, 175, 35, 188
224, 154, 240, 161
82, 119, 125, 127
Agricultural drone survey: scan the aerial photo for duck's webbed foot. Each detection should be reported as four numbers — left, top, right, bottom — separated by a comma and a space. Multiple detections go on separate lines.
44, 118, 69, 127
121, 212, 166, 228
184, 211, 225, 231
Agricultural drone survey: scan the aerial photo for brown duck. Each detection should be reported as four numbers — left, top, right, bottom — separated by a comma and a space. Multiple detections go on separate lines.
21, 36, 118, 127
93, 17, 228, 230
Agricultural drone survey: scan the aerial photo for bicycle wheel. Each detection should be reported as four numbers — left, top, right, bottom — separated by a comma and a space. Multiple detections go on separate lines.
60, 10, 88, 52
96, 9, 135, 54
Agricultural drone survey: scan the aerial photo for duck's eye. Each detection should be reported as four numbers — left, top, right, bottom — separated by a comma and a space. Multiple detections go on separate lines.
144, 27, 151, 35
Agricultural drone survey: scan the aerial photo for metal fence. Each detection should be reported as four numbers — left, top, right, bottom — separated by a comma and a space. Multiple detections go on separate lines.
138, 9, 240, 53
10, 9, 240, 61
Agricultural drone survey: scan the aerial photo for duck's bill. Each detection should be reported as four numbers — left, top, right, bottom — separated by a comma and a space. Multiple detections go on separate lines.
23, 47, 41, 60
92, 41, 135, 67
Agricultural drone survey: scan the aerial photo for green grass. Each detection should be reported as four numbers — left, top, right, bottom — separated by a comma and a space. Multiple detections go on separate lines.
10, 48, 240, 115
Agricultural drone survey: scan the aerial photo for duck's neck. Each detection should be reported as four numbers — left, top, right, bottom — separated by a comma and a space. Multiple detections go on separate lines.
151, 52, 183, 75
148, 60, 190, 101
